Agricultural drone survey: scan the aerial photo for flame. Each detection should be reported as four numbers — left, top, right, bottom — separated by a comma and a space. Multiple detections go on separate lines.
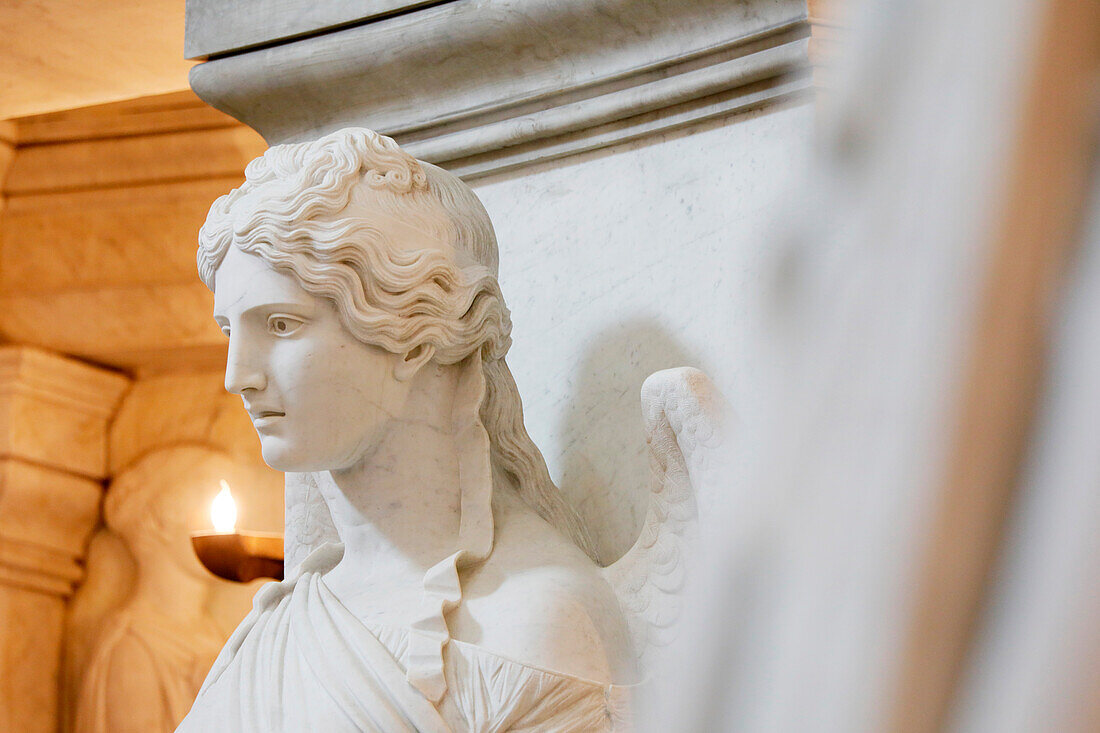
211, 480, 237, 533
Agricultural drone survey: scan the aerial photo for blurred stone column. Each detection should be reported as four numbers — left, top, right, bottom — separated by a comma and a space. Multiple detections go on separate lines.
0, 346, 128, 733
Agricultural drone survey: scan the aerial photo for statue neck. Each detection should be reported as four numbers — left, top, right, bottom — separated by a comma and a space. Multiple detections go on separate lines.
317, 364, 468, 618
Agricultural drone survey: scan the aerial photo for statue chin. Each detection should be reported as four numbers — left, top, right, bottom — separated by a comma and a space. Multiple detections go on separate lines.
258, 450, 297, 473
258, 441, 334, 474
246, 412, 395, 474
255, 435, 332, 474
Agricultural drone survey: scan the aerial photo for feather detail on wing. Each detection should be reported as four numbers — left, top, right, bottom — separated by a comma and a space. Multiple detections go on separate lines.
602, 367, 730, 671
284, 471, 338, 574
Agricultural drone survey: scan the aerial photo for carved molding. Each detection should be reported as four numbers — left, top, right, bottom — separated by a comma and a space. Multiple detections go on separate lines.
185, 0, 446, 59
189, 0, 811, 177
0, 95, 265, 375
2, 126, 265, 196
0, 458, 101, 560
0, 349, 126, 733
0, 348, 127, 599
0, 536, 86, 597
3, 90, 234, 145
0, 348, 129, 419
0, 347, 129, 478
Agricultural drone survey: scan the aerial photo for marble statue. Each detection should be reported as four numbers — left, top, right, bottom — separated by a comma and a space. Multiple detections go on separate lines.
74, 447, 242, 733
178, 128, 727, 732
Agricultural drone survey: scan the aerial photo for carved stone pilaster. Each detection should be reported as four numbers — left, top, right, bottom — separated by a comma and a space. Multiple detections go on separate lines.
0, 346, 128, 733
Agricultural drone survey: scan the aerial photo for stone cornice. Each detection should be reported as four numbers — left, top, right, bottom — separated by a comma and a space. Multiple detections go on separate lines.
0, 347, 128, 419
0, 459, 103, 597
189, 0, 810, 177
185, 0, 443, 59
0, 537, 84, 597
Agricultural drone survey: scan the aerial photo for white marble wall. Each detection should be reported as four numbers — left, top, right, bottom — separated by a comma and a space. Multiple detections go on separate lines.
474, 102, 813, 562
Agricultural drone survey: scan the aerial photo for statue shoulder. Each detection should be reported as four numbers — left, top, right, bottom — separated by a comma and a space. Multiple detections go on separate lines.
454, 508, 636, 684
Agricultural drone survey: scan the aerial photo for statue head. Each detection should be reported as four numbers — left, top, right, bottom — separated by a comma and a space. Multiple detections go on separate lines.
198, 128, 594, 558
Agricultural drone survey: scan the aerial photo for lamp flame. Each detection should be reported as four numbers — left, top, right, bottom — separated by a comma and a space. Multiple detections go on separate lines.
211, 480, 237, 533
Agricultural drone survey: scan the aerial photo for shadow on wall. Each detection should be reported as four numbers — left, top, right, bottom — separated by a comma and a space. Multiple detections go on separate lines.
554, 318, 705, 565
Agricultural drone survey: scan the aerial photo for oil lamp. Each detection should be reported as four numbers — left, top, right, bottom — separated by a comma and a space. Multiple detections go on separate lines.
191, 480, 284, 582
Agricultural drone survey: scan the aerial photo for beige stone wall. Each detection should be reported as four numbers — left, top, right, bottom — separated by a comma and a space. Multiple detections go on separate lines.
0, 347, 128, 733
0, 92, 279, 732
0, 91, 267, 375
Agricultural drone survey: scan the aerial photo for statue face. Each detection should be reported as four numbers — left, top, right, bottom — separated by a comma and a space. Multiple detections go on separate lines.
212, 246, 410, 472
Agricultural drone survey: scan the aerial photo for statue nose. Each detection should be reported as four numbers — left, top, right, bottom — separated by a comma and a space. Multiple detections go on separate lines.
224, 343, 267, 394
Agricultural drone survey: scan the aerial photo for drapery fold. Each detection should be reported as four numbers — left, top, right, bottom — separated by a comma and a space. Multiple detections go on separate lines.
179, 543, 632, 732
180, 544, 451, 732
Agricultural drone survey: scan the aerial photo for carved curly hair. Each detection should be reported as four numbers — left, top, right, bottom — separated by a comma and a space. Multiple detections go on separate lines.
198, 128, 596, 560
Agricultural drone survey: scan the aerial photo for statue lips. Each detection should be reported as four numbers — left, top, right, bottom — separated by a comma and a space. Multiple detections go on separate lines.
247, 407, 285, 430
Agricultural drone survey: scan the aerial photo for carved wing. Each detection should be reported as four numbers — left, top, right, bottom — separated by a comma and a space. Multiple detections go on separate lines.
284, 471, 339, 574
602, 367, 730, 672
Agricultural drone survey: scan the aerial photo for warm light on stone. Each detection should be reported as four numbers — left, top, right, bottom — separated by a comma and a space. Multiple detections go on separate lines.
211, 480, 237, 533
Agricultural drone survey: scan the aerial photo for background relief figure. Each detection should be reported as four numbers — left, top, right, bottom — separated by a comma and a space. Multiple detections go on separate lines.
72, 447, 246, 733
178, 128, 727, 732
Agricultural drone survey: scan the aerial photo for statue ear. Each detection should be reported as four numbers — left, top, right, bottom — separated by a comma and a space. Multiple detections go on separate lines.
394, 343, 435, 382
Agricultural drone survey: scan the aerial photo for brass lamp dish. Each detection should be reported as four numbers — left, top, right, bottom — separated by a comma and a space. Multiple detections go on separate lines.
192, 531, 285, 582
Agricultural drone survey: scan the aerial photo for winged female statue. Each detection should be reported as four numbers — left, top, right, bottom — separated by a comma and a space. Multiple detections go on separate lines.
178, 128, 727, 732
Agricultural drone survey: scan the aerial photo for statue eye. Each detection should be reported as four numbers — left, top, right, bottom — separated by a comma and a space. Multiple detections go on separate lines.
267, 315, 304, 336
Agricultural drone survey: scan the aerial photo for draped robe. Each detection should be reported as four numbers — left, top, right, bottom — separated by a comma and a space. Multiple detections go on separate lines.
177, 545, 632, 732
